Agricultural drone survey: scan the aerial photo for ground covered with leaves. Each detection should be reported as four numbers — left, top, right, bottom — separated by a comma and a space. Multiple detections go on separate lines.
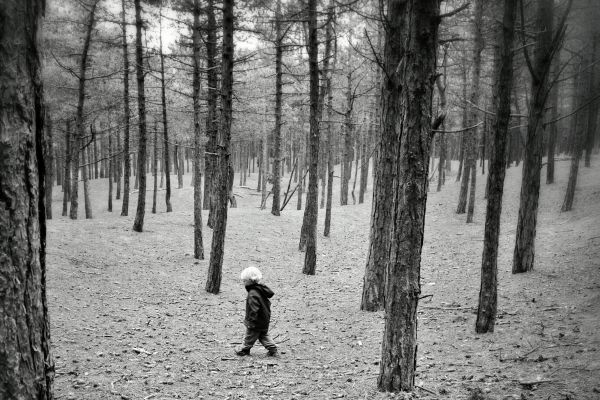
47, 158, 600, 400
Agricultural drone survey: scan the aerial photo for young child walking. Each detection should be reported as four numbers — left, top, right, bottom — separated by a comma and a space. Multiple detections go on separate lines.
235, 267, 279, 357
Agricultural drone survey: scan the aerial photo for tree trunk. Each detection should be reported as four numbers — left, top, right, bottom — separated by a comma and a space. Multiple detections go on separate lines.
132, 0, 148, 232
513, 0, 564, 273
82, 127, 92, 219
121, 0, 131, 217
436, 46, 448, 192
159, 6, 172, 212
323, 3, 336, 236
378, 0, 441, 392
271, 0, 283, 216
476, 0, 517, 333
70, 1, 98, 220
584, 31, 598, 168
62, 120, 71, 216
340, 65, 354, 206
193, 0, 205, 259
0, 0, 54, 396
301, 0, 320, 275
261, 133, 268, 208
116, 130, 122, 200
456, 63, 468, 183
45, 113, 54, 219
177, 143, 184, 189
204, 0, 219, 216
109, 132, 114, 212
152, 123, 158, 214
206, 0, 234, 293
546, 58, 560, 184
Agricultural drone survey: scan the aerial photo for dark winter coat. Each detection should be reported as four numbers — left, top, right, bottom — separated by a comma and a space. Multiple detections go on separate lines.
244, 283, 274, 330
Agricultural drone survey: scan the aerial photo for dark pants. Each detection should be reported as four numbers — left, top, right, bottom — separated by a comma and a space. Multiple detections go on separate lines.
241, 328, 277, 352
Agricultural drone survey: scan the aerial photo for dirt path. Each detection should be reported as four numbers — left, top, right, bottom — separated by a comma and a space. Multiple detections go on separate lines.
47, 159, 600, 399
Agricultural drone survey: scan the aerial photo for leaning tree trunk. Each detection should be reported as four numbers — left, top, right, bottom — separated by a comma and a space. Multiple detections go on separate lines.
120, 0, 132, 217
192, 0, 205, 259
476, 0, 517, 334
132, 0, 148, 232
70, 0, 98, 220
206, 0, 234, 293
0, 0, 54, 396
513, 0, 566, 273
301, 0, 320, 275
378, 0, 441, 392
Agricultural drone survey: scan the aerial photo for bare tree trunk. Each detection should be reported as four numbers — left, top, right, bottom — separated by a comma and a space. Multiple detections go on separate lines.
204, 0, 219, 217
340, 63, 354, 206
121, 0, 131, 216
109, 132, 114, 212
261, 132, 268, 207
45, 113, 54, 219
436, 46, 448, 192
152, 123, 158, 214
546, 58, 560, 184
116, 130, 122, 200
206, 0, 234, 293
132, 0, 148, 232
62, 120, 71, 216
476, 0, 517, 333
271, 0, 283, 215
456, 63, 468, 183
0, 0, 54, 395
302, 0, 320, 274
158, 6, 172, 212
70, 0, 98, 220
378, 0, 441, 391
82, 127, 92, 219
323, 3, 336, 236
193, 0, 205, 259
513, 0, 569, 273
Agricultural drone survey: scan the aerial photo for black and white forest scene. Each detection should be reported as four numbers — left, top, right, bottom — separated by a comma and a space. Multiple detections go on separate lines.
1, 0, 599, 399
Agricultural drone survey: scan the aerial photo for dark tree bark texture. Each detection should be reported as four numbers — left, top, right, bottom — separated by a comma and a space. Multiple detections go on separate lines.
377, 0, 441, 392
0, 0, 54, 397
120, 0, 131, 217
476, 0, 517, 334
271, 0, 283, 216
193, 0, 204, 259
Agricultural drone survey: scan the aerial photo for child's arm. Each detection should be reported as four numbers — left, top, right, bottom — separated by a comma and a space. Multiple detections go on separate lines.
247, 292, 261, 325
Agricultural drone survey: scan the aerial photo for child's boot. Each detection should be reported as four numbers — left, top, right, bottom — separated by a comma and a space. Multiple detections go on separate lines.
267, 349, 279, 357
234, 347, 250, 356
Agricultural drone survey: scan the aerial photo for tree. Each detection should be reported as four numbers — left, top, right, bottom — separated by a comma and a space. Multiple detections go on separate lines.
323, 2, 337, 237
159, 3, 173, 212
120, 0, 132, 217
513, 0, 571, 273
377, 0, 441, 391
45, 112, 54, 219
70, 0, 99, 220
132, 0, 149, 232
206, 0, 234, 293
193, 0, 204, 259
0, 0, 54, 397
271, 0, 283, 216
301, 0, 320, 275
476, 0, 518, 334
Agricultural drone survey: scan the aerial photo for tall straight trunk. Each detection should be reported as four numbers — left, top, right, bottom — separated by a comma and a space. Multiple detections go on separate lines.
152, 123, 158, 214
193, 0, 205, 259
121, 0, 131, 216
513, 0, 567, 273
116, 130, 122, 199
108, 133, 114, 212
45, 113, 54, 219
0, 0, 54, 396
62, 120, 71, 216
177, 143, 184, 188
271, 0, 283, 216
207, 0, 234, 293
584, 32, 598, 168
158, 6, 172, 212
456, 64, 468, 183
460, 0, 484, 221
546, 58, 560, 183
323, 4, 336, 236
261, 133, 268, 207
132, 0, 148, 232
359, 109, 372, 203
351, 131, 361, 204
378, 0, 441, 391
301, 0, 320, 275
361, 11, 394, 313
340, 66, 354, 206
82, 127, 92, 219
204, 0, 219, 215
436, 46, 448, 192
476, 0, 517, 333
70, 0, 98, 220
93, 133, 99, 179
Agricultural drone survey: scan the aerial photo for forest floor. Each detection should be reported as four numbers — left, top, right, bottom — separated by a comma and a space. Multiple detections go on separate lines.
46, 157, 600, 400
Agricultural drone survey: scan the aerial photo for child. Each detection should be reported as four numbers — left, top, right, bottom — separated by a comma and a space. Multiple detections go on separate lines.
234, 267, 279, 357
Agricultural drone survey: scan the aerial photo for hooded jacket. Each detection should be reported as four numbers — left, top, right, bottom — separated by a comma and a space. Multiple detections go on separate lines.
244, 283, 274, 330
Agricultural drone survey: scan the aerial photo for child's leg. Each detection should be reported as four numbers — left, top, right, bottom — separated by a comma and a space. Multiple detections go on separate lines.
241, 328, 260, 352
258, 330, 277, 353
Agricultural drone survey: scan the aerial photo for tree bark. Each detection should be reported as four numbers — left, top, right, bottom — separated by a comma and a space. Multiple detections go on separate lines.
323, 4, 336, 237
0, 0, 54, 396
158, 6, 172, 212
121, 0, 131, 217
271, 0, 283, 216
206, 0, 234, 293
132, 0, 148, 232
70, 0, 98, 220
301, 0, 320, 275
476, 0, 517, 334
62, 120, 71, 216
193, 0, 205, 259
378, 0, 441, 392
109, 132, 114, 212
204, 0, 219, 217
546, 58, 560, 184
45, 113, 54, 219
513, 0, 565, 273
